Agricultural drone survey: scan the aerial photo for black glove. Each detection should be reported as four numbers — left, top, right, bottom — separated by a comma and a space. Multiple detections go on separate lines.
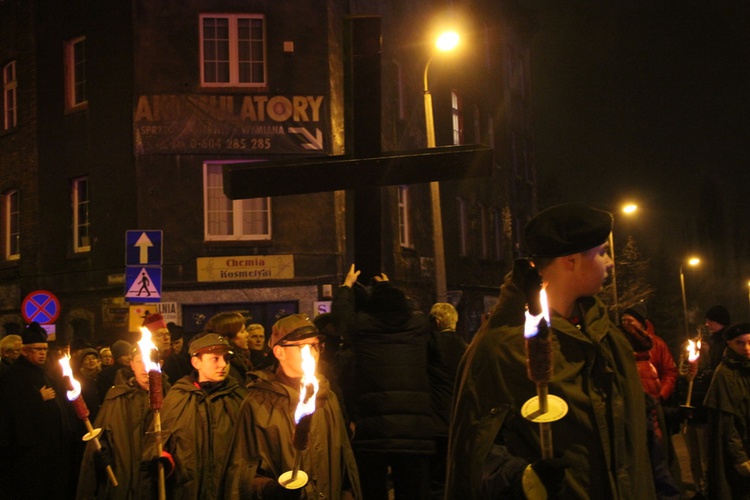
511, 259, 543, 305
93, 442, 113, 471
528, 453, 571, 499
678, 405, 694, 420
264, 480, 304, 500
141, 450, 175, 478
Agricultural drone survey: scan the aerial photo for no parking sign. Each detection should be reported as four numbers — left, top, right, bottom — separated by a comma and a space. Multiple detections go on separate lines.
21, 290, 61, 324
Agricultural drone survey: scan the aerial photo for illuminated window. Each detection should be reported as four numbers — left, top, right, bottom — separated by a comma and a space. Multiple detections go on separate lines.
72, 177, 90, 252
64, 37, 87, 109
451, 90, 463, 145
3, 190, 20, 260
398, 186, 412, 248
3, 61, 17, 130
203, 163, 270, 240
200, 14, 266, 87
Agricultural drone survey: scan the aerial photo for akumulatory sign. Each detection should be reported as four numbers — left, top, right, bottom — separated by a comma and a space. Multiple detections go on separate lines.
134, 94, 330, 155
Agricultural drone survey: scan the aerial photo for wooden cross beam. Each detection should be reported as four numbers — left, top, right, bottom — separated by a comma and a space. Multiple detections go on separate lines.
221, 17, 492, 285
222, 145, 492, 199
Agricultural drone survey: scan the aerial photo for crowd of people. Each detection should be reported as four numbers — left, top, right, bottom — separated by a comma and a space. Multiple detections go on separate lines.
0, 202, 748, 499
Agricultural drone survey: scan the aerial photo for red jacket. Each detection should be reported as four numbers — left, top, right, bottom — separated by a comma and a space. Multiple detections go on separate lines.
646, 321, 678, 401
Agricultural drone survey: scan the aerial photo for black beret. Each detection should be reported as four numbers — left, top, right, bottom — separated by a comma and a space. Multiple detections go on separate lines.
705, 305, 731, 326
524, 203, 613, 258
724, 322, 750, 341
22, 322, 48, 345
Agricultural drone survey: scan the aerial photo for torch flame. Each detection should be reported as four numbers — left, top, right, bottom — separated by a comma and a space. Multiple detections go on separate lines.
687, 339, 701, 363
524, 287, 551, 339
58, 354, 82, 401
138, 326, 161, 373
294, 344, 319, 423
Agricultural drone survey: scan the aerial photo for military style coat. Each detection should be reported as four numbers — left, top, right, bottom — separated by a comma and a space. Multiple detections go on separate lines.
220, 369, 361, 499
445, 272, 657, 499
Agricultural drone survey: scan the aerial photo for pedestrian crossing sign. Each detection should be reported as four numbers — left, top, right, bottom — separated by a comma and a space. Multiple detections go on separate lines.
125, 267, 162, 302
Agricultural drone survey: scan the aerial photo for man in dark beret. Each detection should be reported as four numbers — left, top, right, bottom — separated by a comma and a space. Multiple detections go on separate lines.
446, 203, 657, 499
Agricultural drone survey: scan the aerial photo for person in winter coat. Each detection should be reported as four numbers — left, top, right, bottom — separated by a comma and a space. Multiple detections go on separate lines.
446, 203, 656, 500
704, 322, 750, 499
332, 266, 435, 500
150, 333, 247, 499
0, 322, 76, 499
221, 313, 361, 499
426, 302, 467, 497
76, 345, 172, 499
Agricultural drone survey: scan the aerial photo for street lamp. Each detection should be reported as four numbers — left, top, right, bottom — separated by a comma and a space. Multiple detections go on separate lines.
680, 257, 701, 339
424, 30, 459, 303
609, 203, 638, 312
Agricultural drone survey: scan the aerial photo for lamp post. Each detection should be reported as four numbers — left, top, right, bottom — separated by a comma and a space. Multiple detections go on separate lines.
747, 281, 750, 316
680, 257, 701, 339
609, 203, 638, 312
424, 31, 459, 303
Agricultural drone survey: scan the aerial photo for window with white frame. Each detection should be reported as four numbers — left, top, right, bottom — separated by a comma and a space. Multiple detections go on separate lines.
72, 177, 90, 252
200, 14, 266, 87
457, 197, 468, 257
203, 163, 271, 240
3, 61, 17, 130
398, 185, 412, 248
64, 36, 87, 109
4, 190, 20, 260
451, 90, 463, 145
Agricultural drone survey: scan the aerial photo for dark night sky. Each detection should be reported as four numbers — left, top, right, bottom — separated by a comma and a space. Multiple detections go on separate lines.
514, 1, 750, 323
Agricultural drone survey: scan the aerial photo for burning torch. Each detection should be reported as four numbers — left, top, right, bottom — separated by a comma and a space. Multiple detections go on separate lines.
138, 327, 167, 500
279, 344, 320, 490
680, 338, 701, 433
59, 354, 118, 486
520, 265, 568, 460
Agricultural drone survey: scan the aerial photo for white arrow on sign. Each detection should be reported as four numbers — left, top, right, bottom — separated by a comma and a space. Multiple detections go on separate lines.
135, 233, 154, 264
288, 127, 324, 150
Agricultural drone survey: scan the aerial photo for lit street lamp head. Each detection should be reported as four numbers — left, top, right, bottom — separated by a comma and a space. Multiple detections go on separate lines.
436, 31, 460, 52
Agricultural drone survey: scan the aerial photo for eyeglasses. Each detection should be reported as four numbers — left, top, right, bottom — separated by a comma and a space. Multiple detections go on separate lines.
279, 342, 325, 354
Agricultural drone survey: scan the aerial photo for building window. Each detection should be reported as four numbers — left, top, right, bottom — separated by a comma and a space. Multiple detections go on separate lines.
200, 14, 266, 87
3, 190, 20, 260
492, 208, 505, 261
479, 204, 489, 260
3, 61, 17, 130
64, 36, 87, 110
203, 163, 271, 240
457, 197, 468, 257
451, 90, 464, 145
398, 186, 412, 248
72, 177, 90, 252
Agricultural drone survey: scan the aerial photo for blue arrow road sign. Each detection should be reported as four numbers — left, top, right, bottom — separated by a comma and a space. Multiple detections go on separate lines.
126, 230, 163, 266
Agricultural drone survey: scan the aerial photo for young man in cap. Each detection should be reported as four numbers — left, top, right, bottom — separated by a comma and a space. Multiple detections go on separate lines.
77, 345, 172, 499
0, 322, 75, 499
221, 313, 361, 499
154, 333, 246, 499
704, 322, 750, 499
446, 203, 656, 499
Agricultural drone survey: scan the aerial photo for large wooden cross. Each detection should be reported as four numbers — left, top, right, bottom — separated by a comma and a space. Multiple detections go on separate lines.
223, 17, 492, 288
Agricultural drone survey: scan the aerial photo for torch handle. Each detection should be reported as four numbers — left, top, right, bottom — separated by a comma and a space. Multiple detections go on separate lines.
685, 378, 695, 408
539, 422, 554, 460
83, 419, 119, 487
154, 410, 166, 500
